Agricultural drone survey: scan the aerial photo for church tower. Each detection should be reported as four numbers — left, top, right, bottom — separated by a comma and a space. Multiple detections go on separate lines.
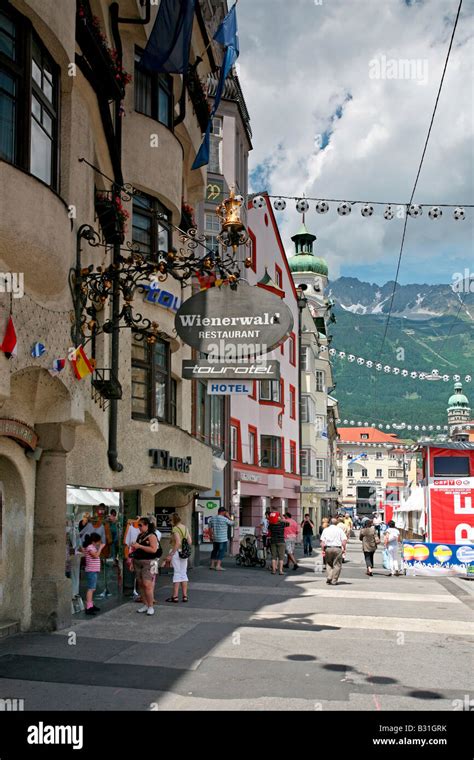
447, 382, 471, 442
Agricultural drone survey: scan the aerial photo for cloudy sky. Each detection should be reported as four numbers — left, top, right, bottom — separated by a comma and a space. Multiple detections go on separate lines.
236, 0, 473, 286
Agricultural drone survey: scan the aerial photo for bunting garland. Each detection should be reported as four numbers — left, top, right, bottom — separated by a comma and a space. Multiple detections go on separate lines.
336, 419, 451, 432
250, 195, 472, 221
319, 346, 472, 383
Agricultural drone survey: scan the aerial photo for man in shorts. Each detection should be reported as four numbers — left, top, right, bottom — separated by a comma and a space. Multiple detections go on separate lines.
283, 511, 299, 570
268, 511, 289, 575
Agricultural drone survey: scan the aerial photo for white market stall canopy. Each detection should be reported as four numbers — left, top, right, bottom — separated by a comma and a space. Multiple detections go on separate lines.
67, 486, 120, 507
397, 486, 425, 513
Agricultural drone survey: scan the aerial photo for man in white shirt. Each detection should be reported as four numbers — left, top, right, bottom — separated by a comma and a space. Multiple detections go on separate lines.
320, 518, 348, 585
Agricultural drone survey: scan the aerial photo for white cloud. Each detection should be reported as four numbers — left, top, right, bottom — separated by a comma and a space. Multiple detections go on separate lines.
237, 0, 474, 284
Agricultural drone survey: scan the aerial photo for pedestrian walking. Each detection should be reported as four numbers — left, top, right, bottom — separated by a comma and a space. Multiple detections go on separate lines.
319, 517, 329, 570
301, 514, 315, 556
209, 507, 234, 571
337, 517, 350, 562
259, 509, 271, 551
373, 513, 382, 539
320, 518, 347, 585
268, 511, 289, 575
130, 517, 160, 616
359, 519, 379, 576
162, 513, 192, 602
283, 512, 299, 570
82, 533, 105, 615
384, 520, 402, 576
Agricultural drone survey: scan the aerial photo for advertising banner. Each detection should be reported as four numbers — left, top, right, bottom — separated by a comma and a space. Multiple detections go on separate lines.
403, 540, 474, 577
428, 477, 474, 544
195, 497, 221, 543
182, 359, 280, 381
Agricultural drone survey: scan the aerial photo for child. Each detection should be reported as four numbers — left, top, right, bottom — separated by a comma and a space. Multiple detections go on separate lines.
82, 533, 105, 615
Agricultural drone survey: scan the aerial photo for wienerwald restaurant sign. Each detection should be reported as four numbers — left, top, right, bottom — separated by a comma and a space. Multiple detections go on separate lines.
174, 283, 293, 360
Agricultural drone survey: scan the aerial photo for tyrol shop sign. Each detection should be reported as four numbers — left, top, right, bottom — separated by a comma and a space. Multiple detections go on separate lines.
174, 283, 294, 360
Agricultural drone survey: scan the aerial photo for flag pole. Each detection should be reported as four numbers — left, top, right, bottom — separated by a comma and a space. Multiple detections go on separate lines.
197, 0, 239, 61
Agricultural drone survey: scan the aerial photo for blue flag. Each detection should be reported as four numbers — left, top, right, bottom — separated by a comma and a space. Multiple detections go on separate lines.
192, 4, 240, 170
141, 0, 196, 74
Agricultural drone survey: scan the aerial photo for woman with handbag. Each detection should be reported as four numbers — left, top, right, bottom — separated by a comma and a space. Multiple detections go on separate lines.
359, 519, 379, 576
129, 517, 160, 616
162, 513, 192, 603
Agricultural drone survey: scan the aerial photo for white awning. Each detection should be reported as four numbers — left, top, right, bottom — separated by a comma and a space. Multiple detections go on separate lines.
396, 486, 425, 513
66, 486, 120, 507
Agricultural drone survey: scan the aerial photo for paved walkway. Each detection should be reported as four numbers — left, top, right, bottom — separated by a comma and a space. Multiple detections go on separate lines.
0, 537, 472, 711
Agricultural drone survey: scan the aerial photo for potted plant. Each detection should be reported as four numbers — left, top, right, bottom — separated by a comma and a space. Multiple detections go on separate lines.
77, 1, 132, 100
95, 191, 130, 244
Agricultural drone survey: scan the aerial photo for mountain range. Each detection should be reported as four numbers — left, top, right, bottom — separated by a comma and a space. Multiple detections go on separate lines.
327, 277, 474, 428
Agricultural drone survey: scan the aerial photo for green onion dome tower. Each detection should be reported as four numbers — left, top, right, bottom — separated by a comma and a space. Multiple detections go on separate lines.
447, 382, 471, 442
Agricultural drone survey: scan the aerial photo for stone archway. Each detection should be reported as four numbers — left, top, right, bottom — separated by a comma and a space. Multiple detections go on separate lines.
0, 449, 29, 628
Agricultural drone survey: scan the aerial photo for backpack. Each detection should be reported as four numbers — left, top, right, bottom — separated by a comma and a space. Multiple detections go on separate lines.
177, 526, 191, 559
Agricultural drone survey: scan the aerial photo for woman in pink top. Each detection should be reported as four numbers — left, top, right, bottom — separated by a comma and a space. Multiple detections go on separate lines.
82, 533, 105, 616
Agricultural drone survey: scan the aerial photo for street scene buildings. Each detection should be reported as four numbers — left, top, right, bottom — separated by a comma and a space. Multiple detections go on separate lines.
0, 0, 472, 735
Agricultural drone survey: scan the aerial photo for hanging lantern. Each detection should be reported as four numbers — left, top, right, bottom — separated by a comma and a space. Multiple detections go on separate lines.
408, 204, 422, 218
316, 201, 329, 214
296, 198, 309, 214
428, 206, 442, 219
252, 195, 265, 209
274, 198, 286, 211
337, 202, 351, 216
453, 207, 465, 220
384, 205, 394, 220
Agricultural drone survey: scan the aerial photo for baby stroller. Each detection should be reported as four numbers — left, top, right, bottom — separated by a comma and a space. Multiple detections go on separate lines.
236, 535, 266, 568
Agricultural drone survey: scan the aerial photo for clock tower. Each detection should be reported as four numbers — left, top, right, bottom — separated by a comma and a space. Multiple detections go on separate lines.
288, 220, 329, 310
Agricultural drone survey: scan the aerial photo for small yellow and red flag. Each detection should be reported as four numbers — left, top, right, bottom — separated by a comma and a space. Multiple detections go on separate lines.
71, 345, 94, 380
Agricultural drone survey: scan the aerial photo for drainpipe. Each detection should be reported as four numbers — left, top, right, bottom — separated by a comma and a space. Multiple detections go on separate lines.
108, 3, 125, 472
117, 0, 151, 25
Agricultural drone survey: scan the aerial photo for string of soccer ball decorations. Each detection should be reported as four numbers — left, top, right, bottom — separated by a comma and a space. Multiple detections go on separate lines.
250, 195, 471, 220
319, 346, 472, 383
336, 419, 450, 432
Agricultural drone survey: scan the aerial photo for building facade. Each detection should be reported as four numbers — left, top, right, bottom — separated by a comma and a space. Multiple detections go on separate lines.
337, 427, 417, 520
288, 223, 339, 527
0, 0, 228, 631
229, 195, 301, 539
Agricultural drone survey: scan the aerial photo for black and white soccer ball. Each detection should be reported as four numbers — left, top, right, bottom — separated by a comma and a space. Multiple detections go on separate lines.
337, 202, 352, 216
392, 367, 400, 374
442, 374, 450, 382
465, 375, 472, 383
252, 195, 265, 209
273, 198, 286, 211
453, 207, 465, 220
429, 206, 442, 219
401, 370, 409, 377
408, 204, 422, 218
296, 198, 309, 214
339, 351, 346, 358
234, 194, 244, 205
348, 354, 355, 362
357, 357, 365, 365
384, 205, 394, 220
361, 203, 374, 217
376, 363, 382, 371
411, 371, 418, 379
316, 201, 329, 214
383, 365, 391, 373
366, 360, 373, 368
